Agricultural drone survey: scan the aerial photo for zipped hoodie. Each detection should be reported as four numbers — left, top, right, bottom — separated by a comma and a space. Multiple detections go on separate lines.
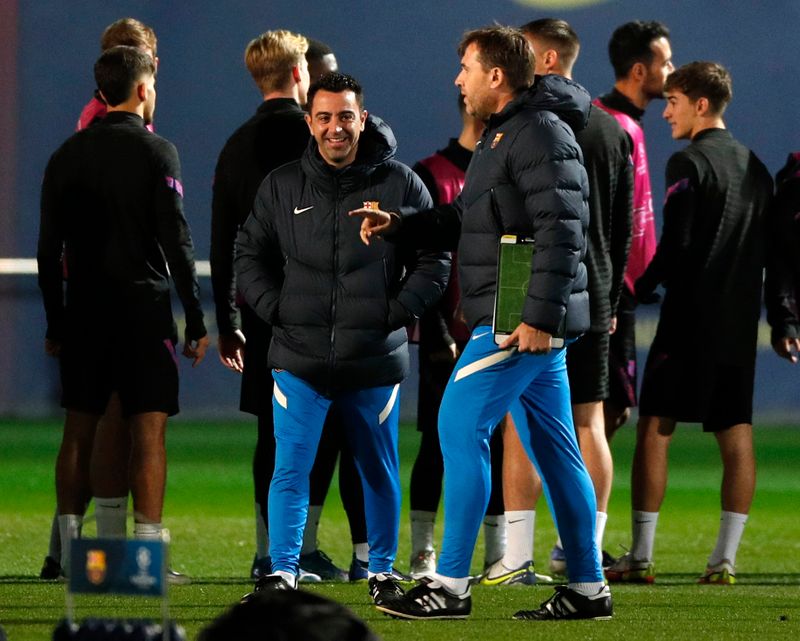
398, 74, 591, 337
236, 115, 450, 395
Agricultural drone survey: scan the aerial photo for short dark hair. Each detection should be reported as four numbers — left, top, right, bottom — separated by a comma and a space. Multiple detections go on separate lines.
608, 20, 670, 79
198, 590, 381, 641
458, 26, 534, 93
307, 72, 363, 111
664, 61, 732, 115
306, 38, 334, 63
520, 18, 580, 72
93, 45, 155, 106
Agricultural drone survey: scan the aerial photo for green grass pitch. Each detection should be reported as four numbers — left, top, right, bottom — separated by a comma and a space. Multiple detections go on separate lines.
1, 420, 798, 640
495, 240, 534, 333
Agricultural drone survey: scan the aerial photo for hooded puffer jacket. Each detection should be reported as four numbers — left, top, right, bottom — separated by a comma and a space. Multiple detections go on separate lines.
236, 115, 450, 395
400, 74, 591, 337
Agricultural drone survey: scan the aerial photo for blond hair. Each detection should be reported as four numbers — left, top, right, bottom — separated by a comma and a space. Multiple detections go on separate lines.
101, 18, 157, 57
245, 30, 308, 95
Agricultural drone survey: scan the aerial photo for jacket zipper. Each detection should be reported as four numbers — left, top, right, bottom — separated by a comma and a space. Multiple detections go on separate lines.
328, 183, 340, 391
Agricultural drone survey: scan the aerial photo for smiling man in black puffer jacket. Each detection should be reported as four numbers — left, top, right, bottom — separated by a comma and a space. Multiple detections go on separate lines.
235, 73, 449, 606
352, 26, 611, 622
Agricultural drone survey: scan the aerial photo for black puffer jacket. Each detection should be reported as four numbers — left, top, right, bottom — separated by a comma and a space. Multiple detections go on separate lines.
399, 74, 591, 337
235, 115, 450, 395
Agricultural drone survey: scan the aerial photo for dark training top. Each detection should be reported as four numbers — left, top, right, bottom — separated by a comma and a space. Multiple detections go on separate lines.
765, 152, 800, 341
38, 111, 205, 344
574, 104, 633, 333
597, 87, 645, 123
211, 98, 310, 335
635, 128, 773, 368
211, 98, 309, 415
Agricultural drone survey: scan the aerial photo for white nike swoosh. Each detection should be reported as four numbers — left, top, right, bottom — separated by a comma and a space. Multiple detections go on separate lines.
472, 331, 491, 341
293, 205, 314, 215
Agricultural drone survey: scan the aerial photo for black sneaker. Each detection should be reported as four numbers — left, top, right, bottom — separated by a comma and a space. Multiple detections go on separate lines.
298, 549, 348, 581
513, 585, 613, 621
375, 577, 471, 619
240, 574, 294, 603
39, 555, 62, 580
601, 550, 618, 570
250, 554, 272, 580
368, 573, 405, 606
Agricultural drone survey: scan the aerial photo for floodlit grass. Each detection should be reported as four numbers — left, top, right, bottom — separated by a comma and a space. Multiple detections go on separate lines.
1, 420, 798, 640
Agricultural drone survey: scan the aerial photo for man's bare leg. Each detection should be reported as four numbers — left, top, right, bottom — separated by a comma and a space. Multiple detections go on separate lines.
55, 411, 100, 574
629, 415, 676, 561
91, 392, 130, 538
128, 411, 168, 534
705, 423, 755, 572
574, 400, 613, 554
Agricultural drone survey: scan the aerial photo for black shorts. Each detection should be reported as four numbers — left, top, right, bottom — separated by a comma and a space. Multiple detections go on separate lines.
566, 331, 610, 404
607, 288, 638, 409
639, 349, 754, 432
60, 335, 179, 417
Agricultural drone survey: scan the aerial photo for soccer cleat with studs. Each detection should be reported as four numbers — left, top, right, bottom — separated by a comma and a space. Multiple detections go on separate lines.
478, 559, 553, 586
604, 552, 655, 583
549, 544, 618, 576
375, 576, 471, 619
698, 559, 736, 585
513, 585, 613, 620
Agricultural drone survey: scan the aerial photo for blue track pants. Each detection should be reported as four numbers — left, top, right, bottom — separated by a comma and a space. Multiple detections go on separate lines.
436, 327, 603, 582
268, 370, 401, 575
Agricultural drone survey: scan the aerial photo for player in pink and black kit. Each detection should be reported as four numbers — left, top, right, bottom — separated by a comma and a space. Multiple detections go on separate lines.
593, 21, 673, 436
407, 96, 509, 580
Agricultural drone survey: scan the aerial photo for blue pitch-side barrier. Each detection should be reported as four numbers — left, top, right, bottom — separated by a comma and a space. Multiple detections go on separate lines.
1, 274, 798, 421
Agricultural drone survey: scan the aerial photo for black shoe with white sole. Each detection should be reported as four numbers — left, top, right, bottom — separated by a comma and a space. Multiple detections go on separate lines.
240, 574, 294, 603
513, 585, 613, 620
375, 577, 471, 619
368, 573, 405, 606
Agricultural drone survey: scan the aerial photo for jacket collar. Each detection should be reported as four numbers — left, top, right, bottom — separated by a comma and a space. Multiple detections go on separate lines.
301, 114, 397, 192
486, 74, 591, 134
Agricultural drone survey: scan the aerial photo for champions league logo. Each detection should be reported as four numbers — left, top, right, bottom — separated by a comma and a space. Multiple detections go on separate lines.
130, 545, 158, 589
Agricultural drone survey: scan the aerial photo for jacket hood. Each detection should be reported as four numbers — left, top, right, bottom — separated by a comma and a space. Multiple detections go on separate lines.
519, 74, 591, 134
302, 114, 396, 190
